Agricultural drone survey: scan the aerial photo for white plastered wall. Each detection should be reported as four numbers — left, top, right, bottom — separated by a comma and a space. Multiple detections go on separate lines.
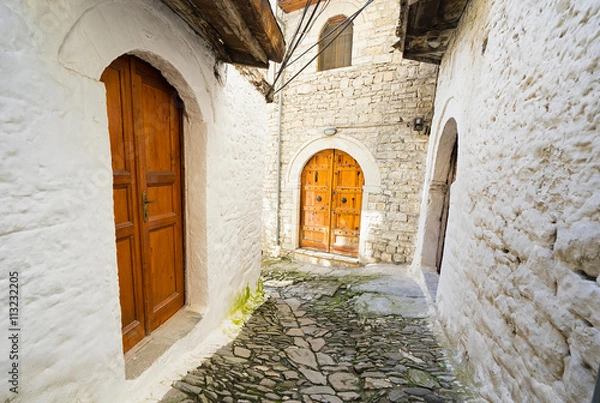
414, 0, 600, 401
285, 136, 382, 263
0, 0, 267, 401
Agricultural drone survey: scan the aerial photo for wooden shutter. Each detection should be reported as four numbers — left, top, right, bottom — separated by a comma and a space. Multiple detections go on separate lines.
318, 17, 353, 71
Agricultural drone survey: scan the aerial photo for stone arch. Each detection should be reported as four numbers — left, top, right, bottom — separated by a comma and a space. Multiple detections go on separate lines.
300, 0, 368, 70
311, 0, 367, 32
287, 136, 381, 190
57, 0, 210, 313
414, 118, 459, 271
286, 136, 381, 261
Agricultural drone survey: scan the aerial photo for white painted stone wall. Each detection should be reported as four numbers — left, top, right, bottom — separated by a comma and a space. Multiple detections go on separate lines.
262, 0, 438, 264
0, 1, 267, 401
417, 0, 600, 401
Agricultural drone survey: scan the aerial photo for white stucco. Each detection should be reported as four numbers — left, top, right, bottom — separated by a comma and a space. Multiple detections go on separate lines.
0, 1, 268, 401
415, 0, 600, 401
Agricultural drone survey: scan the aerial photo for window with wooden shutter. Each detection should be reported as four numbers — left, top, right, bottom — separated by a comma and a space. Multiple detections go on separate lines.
318, 16, 353, 71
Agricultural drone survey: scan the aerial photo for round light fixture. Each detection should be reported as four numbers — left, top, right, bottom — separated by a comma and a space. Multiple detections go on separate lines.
323, 126, 337, 136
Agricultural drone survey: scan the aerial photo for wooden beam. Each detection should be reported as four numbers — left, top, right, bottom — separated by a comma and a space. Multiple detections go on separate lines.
198, 0, 269, 66
396, 0, 468, 64
161, 0, 232, 63
162, 0, 285, 67
235, 0, 285, 62
278, 0, 320, 14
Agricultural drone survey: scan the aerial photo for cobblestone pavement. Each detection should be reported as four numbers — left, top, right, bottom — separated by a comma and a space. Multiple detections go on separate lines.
160, 259, 477, 403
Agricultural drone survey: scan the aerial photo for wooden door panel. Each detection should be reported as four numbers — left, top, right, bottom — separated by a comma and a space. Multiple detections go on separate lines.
330, 151, 363, 257
103, 66, 129, 171
300, 150, 333, 251
101, 58, 146, 352
115, 235, 145, 351
133, 59, 185, 331
148, 224, 184, 330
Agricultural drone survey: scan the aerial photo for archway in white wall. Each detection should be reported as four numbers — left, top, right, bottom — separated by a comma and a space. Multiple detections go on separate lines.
286, 136, 381, 261
58, 1, 211, 324
416, 118, 458, 271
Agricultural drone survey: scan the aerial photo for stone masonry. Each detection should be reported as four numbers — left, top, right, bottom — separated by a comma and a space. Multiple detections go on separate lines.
262, 0, 438, 264
160, 259, 479, 403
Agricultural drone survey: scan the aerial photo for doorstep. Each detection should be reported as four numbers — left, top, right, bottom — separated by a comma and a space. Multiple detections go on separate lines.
124, 309, 202, 379
293, 248, 360, 267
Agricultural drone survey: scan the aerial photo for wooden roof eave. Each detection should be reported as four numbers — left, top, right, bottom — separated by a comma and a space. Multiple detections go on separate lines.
277, 0, 320, 14
396, 0, 469, 65
161, 0, 285, 68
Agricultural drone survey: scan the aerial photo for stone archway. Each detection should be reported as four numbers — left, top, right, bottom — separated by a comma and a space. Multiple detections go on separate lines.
415, 118, 458, 271
286, 136, 381, 262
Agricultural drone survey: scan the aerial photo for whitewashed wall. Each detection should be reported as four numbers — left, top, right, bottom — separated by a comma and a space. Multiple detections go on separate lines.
417, 0, 600, 401
0, 1, 267, 401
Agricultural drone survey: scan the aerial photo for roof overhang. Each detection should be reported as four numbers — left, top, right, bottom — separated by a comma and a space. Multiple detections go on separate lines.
277, 0, 320, 13
395, 0, 469, 64
161, 0, 285, 68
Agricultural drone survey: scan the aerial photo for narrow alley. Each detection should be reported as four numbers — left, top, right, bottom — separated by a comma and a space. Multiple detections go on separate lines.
159, 259, 479, 403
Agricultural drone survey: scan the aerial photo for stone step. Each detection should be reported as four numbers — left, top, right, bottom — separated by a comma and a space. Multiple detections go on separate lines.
293, 249, 360, 268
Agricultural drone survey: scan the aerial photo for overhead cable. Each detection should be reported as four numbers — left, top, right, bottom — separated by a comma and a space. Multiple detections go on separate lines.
272, 0, 374, 96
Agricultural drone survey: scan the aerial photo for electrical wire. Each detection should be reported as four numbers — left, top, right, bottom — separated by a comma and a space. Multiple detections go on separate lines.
286, 8, 352, 67
267, 0, 328, 98
269, 0, 319, 95
272, 0, 374, 95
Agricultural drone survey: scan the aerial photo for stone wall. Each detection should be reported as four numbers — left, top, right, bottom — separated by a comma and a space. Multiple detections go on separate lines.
0, 1, 268, 401
416, 0, 600, 401
262, 0, 438, 264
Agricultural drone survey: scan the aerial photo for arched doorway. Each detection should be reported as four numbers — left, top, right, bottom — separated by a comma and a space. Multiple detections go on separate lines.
299, 149, 364, 257
436, 139, 457, 272
416, 118, 458, 273
101, 55, 185, 352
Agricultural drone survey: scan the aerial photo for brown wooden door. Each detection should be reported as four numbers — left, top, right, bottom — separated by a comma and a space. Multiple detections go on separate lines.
101, 55, 185, 353
300, 150, 333, 251
300, 149, 363, 257
330, 150, 363, 256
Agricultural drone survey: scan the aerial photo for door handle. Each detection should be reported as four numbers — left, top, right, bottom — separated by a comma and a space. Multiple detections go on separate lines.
142, 190, 157, 223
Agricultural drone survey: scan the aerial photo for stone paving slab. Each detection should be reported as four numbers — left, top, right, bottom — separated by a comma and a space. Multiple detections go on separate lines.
159, 259, 478, 403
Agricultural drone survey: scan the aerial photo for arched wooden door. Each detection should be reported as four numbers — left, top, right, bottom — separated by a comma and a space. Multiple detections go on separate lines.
101, 55, 185, 353
300, 149, 364, 257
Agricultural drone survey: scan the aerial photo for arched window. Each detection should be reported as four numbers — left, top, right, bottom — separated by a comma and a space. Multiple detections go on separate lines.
318, 16, 353, 71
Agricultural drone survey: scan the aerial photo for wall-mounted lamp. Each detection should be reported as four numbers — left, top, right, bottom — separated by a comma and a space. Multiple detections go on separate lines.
323, 126, 337, 136
413, 117, 425, 132
427, 36, 441, 49
426, 31, 442, 49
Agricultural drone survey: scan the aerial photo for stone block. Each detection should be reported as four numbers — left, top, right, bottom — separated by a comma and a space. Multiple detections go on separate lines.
554, 220, 600, 278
